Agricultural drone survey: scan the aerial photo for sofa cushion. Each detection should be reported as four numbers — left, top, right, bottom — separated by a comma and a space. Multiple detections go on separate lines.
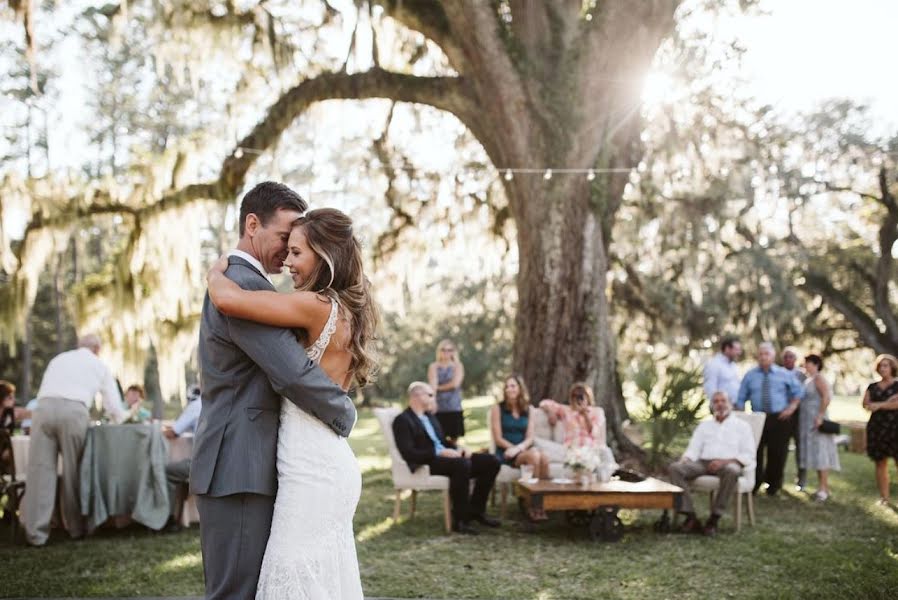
530, 407, 566, 443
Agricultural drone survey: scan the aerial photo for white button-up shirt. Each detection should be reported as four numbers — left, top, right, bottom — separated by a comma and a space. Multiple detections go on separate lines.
227, 249, 272, 283
702, 352, 741, 404
682, 414, 756, 470
36, 347, 126, 423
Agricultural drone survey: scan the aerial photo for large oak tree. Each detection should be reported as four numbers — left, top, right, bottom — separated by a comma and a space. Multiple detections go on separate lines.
3, 2, 682, 450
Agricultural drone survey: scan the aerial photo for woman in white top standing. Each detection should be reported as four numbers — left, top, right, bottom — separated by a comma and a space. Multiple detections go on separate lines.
207, 208, 378, 600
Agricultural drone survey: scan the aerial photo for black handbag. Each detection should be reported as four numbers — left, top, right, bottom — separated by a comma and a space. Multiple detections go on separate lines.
818, 419, 841, 435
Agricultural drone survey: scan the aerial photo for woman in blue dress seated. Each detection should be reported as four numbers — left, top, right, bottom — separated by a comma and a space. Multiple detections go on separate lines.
490, 375, 551, 475
490, 375, 549, 521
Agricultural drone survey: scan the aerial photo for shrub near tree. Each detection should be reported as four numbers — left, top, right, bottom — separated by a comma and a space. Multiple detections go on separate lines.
632, 360, 705, 469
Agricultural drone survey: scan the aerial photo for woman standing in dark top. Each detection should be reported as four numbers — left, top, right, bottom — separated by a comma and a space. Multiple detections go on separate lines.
863, 354, 898, 505
427, 339, 465, 443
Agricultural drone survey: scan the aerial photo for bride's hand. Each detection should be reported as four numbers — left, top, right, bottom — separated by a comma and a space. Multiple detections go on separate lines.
207, 255, 229, 282
207, 255, 239, 311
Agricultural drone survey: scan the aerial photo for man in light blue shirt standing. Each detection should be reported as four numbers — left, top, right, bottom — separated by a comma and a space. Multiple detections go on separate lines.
703, 335, 743, 405
736, 342, 802, 496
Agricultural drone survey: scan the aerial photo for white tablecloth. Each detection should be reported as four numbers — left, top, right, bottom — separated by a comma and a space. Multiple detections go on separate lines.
11, 430, 200, 525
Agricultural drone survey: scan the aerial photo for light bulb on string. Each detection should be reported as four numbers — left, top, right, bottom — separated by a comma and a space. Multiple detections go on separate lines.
504, 169, 513, 181
234, 147, 244, 159
586, 169, 596, 181
544, 169, 553, 180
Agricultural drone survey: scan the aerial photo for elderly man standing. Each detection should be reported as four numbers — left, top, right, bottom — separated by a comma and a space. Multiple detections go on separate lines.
670, 391, 755, 536
22, 334, 126, 546
392, 381, 501, 534
736, 342, 803, 497
782, 346, 808, 490
702, 335, 743, 406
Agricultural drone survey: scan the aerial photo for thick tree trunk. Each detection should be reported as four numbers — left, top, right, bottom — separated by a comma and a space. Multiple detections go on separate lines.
509, 173, 638, 455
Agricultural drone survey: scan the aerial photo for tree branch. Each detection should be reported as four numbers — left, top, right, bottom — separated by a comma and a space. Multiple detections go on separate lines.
437, 1, 530, 166
10, 68, 476, 266
800, 271, 895, 354
374, 0, 467, 71
873, 166, 898, 343
813, 179, 881, 202
572, 0, 679, 164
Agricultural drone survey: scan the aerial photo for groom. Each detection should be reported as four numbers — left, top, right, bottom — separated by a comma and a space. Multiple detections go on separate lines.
191, 181, 356, 600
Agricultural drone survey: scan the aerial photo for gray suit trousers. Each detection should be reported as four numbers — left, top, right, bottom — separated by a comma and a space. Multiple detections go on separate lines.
197, 493, 274, 600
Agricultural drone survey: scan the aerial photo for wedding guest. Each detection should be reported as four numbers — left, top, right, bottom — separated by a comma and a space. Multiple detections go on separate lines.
669, 391, 755, 536
782, 346, 809, 490
0, 381, 15, 435
393, 381, 500, 535
491, 375, 549, 475
798, 354, 840, 502
163, 385, 202, 528
539, 382, 607, 449
862, 354, 898, 505
124, 384, 151, 423
427, 339, 465, 443
22, 334, 126, 546
703, 335, 743, 406
736, 342, 802, 497
490, 375, 549, 521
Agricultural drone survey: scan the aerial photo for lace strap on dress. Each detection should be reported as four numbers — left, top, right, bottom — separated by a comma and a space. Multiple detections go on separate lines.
306, 298, 339, 363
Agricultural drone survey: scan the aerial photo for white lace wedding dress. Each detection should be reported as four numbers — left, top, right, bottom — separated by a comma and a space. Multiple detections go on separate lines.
256, 300, 363, 600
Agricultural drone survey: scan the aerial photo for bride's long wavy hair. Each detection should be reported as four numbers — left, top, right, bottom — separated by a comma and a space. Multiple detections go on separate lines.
293, 208, 379, 387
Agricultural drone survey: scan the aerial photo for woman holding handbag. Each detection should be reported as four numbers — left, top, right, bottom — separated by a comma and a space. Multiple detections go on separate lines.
798, 354, 840, 502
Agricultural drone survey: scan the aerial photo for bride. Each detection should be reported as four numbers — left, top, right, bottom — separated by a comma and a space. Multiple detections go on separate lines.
207, 207, 378, 600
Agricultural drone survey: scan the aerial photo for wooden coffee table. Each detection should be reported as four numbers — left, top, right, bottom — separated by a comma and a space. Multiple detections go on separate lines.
515, 477, 683, 541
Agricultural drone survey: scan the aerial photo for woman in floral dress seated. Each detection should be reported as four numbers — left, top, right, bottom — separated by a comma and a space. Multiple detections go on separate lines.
540, 383, 616, 481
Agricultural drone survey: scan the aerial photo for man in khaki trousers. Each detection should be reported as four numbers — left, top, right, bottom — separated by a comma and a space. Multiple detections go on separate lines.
22, 334, 126, 546
668, 392, 756, 537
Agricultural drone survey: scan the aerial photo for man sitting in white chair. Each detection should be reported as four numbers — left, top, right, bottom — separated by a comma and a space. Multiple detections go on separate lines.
392, 382, 501, 535
669, 391, 756, 537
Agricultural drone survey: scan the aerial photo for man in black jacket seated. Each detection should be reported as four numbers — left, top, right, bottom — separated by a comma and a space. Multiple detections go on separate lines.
392, 381, 501, 534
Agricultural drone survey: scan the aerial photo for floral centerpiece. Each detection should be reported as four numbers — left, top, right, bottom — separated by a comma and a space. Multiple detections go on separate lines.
565, 445, 602, 485
564, 444, 618, 485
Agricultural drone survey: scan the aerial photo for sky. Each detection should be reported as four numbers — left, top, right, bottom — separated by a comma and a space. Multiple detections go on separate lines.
720, 0, 898, 129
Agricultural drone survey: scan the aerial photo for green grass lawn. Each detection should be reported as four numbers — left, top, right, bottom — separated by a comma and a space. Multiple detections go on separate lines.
3, 397, 898, 599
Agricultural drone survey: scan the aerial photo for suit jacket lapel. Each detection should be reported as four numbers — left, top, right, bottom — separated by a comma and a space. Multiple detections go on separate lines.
228, 256, 275, 290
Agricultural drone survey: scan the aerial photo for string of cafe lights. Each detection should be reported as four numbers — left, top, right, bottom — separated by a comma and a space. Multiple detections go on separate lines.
232, 147, 636, 181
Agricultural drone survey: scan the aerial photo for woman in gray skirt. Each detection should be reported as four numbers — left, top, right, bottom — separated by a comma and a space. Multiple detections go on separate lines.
799, 354, 840, 502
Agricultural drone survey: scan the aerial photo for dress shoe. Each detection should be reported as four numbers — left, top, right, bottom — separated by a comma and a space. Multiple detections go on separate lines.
452, 521, 479, 535
471, 513, 501, 528
678, 515, 702, 534
703, 515, 720, 537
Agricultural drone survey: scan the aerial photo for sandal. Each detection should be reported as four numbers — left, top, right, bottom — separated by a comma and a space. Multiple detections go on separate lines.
528, 507, 549, 522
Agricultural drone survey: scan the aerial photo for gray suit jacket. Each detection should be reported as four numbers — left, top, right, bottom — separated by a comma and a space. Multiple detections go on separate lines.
190, 256, 356, 497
